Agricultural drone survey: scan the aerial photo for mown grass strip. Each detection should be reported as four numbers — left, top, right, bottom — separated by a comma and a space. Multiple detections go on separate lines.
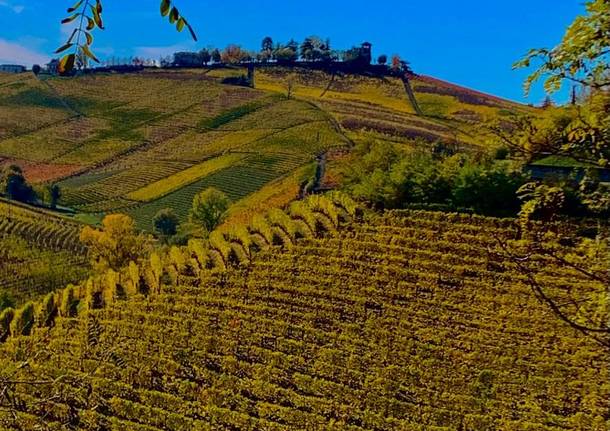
127, 153, 247, 202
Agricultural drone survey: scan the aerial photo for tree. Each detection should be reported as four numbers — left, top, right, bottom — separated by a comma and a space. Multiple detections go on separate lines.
199, 48, 211, 65
0, 165, 35, 203
261, 36, 273, 53
377, 54, 388, 65
190, 188, 230, 232
32, 64, 41, 75
391, 54, 402, 72
44, 184, 61, 209
221, 44, 249, 64
56, 0, 196, 74
80, 214, 149, 271
540, 95, 554, 109
505, 0, 610, 347
153, 208, 179, 239
284, 73, 298, 99
211, 48, 221, 64
514, 0, 610, 95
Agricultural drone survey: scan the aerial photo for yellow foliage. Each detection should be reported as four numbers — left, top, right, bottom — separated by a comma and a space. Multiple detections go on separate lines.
80, 214, 148, 271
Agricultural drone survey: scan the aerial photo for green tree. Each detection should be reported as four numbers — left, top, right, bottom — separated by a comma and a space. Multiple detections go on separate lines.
0, 165, 35, 203
515, 0, 610, 95
190, 188, 230, 232
377, 54, 388, 65
211, 48, 221, 63
513, 0, 610, 166
153, 208, 179, 239
199, 48, 211, 65
44, 184, 61, 209
261, 36, 273, 53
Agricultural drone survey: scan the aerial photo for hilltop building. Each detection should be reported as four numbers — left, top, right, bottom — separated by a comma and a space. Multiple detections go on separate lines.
173, 52, 201, 67
361, 42, 372, 64
0, 64, 26, 73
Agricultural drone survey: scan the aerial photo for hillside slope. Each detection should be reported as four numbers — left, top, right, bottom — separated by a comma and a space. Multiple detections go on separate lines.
0, 68, 529, 232
0, 209, 607, 430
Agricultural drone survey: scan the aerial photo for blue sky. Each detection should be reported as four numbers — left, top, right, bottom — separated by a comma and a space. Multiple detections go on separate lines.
0, 0, 584, 104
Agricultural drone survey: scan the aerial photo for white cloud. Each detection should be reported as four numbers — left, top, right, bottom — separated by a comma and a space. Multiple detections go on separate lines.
135, 43, 196, 59
0, 1, 25, 14
0, 38, 49, 66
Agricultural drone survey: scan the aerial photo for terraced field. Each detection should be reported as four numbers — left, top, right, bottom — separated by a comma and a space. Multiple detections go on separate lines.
0, 207, 606, 430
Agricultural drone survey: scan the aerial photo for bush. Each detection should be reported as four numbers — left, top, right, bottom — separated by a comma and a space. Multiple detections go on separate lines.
345, 141, 526, 216
0, 308, 15, 342
38, 293, 58, 328
10, 302, 35, 337
153, 208, 179, 239
59, 285, 78, 318
0, 291, 15, 312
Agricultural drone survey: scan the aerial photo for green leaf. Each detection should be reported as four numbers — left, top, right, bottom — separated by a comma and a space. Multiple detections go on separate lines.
176, 17, 185, 32
61, 13, 79, 24
67, 0, 84, 13
160, 0, 171, 17
169, 7, 179, 24
96, 0, 103, 14
58, 54, 76, 74
81, 45, 100, 63
86, 16, 95, 31
55, 42, 74, 54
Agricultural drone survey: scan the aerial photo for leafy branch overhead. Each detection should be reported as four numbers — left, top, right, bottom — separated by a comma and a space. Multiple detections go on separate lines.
160, 0, 197, 42
514, 0, 610, 95
57, 0, 197, 74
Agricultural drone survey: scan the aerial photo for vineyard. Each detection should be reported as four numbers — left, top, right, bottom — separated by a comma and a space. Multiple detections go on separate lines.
0, 199, 89, 305
0, 198, 607, 430
255, 68, 531, 148
0, 67, 526, 234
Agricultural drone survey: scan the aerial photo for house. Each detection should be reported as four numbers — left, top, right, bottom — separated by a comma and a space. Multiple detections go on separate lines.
527, 155, 610, 183
0, 64, 26, 73
173, 52, 201, 67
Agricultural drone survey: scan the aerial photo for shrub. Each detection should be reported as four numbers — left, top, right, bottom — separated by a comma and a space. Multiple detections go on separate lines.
38, 293, 58, 328
10, 302, 35, 337
0, 291, 15, 312
59, 285, 78, 317
152, 208, 179, 239
0, 308, 15, 342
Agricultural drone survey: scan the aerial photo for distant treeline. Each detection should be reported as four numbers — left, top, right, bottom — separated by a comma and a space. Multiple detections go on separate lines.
93, 37, 413, 75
